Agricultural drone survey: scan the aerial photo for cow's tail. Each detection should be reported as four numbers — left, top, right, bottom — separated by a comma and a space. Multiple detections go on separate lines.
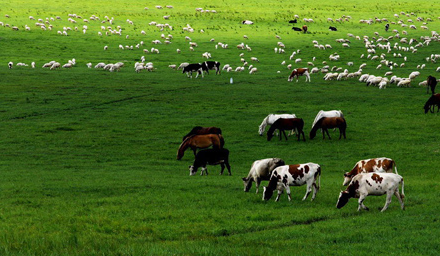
316, 165, 321, 191
400, 178, 405, 199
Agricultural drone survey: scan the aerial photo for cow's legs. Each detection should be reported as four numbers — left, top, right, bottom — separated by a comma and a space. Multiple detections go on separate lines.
394, 190, 405, 210
255, 177, 261, 194
311, 181, 319, 201
275, 188, 283, 201
220, 163, 225, 175
302, 182, 312, 201
358, 194, 369, 211
200, 167, 208, 176
381, 191, 394, 212
225, 162, 232, 176
285, 185, 292, 201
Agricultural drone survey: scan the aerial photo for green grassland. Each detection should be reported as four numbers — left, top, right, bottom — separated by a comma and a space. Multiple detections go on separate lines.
1, 0, 440, 255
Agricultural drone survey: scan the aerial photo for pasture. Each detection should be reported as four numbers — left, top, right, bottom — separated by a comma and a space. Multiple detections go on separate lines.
1, 0, 440, 255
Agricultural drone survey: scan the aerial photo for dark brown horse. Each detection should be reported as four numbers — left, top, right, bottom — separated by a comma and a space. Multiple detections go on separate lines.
427, 76, 437, 95
424, 93, 440, 113
267, 118, 306, 141
177, 134, 224, 160
182, 126, 222, 141
310, 117, 346, 140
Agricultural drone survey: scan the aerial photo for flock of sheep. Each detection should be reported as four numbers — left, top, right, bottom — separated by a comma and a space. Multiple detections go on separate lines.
3, 7, 440, 88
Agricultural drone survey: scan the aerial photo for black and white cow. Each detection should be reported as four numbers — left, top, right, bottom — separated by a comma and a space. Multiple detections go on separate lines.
262, 163, 321, 202
242, 158, 285, 193
189, 148, 231, 176
182, 63, 208, 78
203, 61, 221, 75
329, 26, 337, 31
336, 173, 405, 212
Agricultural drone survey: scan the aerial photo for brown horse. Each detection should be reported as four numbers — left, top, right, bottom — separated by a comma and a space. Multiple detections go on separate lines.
177, 134, 224, 160
310, 117, 346, 140
182, 126, 222, 141
267, 118, 306, 141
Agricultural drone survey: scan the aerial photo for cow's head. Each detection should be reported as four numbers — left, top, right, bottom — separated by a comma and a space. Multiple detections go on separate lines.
336, 191, 351, 209
342, 172, 353, 186
262, 186, 274, 201
242, 177, 253, 192
189, 165, 197, 176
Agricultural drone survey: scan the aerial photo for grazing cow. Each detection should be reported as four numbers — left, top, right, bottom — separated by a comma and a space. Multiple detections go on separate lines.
427, 75, 437, 94
385, 23, 390, 32
424, 93, 440, 113
242, 158, 285, 193
336, 173, 405, 212
289, 19, 297, 23
262, 163, 321, 202
203, 61, 221, 75
329, 26, 337, 31
182, 63, 207, 78
302, 25, 308, 33
342, 157, 398, 186
288, 68, 310, 82
189, 148, 231, 176
292, 27, 302, 31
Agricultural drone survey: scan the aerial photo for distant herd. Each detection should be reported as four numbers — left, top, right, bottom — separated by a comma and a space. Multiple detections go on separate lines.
176, 109, 407, 212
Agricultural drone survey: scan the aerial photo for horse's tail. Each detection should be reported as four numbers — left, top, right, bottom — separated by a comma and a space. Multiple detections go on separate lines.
218, 134, 225, 148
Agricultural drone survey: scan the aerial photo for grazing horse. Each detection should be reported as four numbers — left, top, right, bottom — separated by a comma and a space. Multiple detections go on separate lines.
177, 134, 224, 160
267, 118, 306, 141
183, 126, 222, 141
424, 93, 440, 113
427, 75, 437, 94
258, 114, 297, 136
310, 117, 346, 140
311, 110, 344, 129
288, 68, 310, 82
302, 25, 308, 33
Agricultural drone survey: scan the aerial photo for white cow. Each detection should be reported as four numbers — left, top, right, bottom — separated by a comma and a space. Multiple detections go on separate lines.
336, 173, 405, 212
311, 110, 344, 129
242, 158, 285, 193
262, 163, 321, 202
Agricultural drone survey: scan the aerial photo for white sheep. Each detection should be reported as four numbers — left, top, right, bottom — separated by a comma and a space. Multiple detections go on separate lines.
62, 63, 73, 68
8, 62, 13, 69
397, 78, 411, 87
249, 67, 257, 74
94, 62, 106, 69
50, 62, 61, 70
31, 62, 35, 68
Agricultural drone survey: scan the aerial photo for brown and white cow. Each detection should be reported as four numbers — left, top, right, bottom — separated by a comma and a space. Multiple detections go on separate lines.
336, 173, 405, 212
343, 157, 398, 186
242, 158, 285, 193
287, 68, 310, 82
262, 163, 321, 202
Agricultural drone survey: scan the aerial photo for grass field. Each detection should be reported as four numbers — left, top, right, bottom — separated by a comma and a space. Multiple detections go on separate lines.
1, 0, 440, 255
